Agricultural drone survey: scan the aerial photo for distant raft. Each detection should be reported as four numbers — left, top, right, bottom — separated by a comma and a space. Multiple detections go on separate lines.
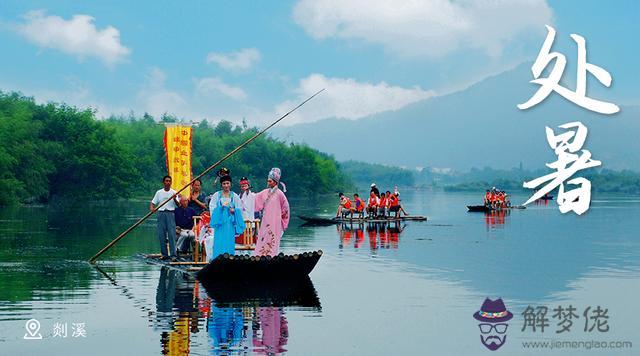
196, 250, 323, 282
467, 205, 526, 212
298, 215, 427, 225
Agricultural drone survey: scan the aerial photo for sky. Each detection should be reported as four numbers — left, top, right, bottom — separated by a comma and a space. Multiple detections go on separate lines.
0, 0, 638, 127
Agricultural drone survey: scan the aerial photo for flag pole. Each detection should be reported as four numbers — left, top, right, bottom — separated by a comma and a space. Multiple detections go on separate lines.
89, 88, 325, 263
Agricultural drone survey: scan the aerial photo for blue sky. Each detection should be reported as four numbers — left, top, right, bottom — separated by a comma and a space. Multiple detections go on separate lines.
0, 0, 637, 126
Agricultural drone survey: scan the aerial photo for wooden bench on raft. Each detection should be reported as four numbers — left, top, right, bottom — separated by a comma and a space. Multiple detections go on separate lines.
365, 208, 399, 219
190, 217, 260, 262
236, 219, 260, 251
342, 210, 365, 219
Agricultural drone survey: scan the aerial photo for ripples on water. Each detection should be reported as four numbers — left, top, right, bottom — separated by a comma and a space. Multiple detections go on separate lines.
0, 192, 638, 355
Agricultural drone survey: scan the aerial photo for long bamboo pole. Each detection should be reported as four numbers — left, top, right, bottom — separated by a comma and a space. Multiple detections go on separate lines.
89, 89, 325, 263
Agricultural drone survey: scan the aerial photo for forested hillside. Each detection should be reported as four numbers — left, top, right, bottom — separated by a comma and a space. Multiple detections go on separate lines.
0, 91, 352, 205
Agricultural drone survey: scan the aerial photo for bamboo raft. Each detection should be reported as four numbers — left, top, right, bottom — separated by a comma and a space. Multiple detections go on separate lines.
467, 205, 526, 212
299, 215, 427, 226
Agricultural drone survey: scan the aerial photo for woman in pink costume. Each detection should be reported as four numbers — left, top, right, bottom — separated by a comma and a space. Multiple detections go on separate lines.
253, 167, 290, 257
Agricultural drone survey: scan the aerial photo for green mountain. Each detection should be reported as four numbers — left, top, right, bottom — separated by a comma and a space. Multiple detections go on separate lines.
273, 62, 640, 171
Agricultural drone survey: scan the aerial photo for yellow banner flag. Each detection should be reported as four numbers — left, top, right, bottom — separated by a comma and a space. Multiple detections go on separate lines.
163, 125, 192, 193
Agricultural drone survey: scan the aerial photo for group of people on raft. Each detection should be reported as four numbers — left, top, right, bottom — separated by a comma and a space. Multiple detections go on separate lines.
150, 167, 289, 262
483, 187, 511, 209
336, 183, 409, 218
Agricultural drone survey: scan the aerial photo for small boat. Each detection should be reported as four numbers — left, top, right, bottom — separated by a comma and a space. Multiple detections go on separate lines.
467, 205, 492, 212
196, 250, 323, 282
540, 195, 554, 200
298, 215, 427, 225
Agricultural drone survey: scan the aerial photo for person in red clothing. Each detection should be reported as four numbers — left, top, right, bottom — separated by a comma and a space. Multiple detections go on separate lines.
387, 191, 399, 217
377, 192, 387, 217
484, 190, 492, 207
489, 188, 497, 209
388, 192, 409, 218
366, 191, 379, 217
353, 193, 366, 214
496, 191, 506, 209
336, 192, 353, 217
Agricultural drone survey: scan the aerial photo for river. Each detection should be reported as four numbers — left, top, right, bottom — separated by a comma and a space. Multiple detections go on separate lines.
1, 190, 638, 355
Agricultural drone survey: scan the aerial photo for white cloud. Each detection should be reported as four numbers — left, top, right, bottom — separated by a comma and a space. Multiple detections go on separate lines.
137, 67, 187, 118
0, 79, 125, 118
195, 77, 247, 101
206, 48, 261, 72
135, 68, 252, 121
14, 10, 131, 66
274, 74, 436, 124
293, 0, 553, 58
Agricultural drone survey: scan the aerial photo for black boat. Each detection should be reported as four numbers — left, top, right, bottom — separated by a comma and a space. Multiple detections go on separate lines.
467, 205, 492, 212
196, 250, 323, 282
298, 215, 427, 225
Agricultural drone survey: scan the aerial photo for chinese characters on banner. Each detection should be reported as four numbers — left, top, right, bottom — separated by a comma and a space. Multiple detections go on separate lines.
518, 25, 618, 215
163, 125, 193, 193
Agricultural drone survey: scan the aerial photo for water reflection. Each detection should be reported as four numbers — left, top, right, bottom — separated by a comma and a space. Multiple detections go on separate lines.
534, 198, 551, 206
153, 267, 320, 354
338, 222, 406, 250
484, 209, 509, 228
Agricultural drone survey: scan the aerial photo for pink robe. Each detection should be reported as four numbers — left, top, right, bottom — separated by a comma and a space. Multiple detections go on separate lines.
253, 188, 290, 256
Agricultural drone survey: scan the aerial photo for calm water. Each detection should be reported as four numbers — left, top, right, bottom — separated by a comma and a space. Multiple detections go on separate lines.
1, 191, 639, 355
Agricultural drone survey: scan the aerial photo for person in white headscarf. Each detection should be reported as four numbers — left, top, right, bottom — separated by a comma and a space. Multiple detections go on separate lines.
239, 177, 256, 222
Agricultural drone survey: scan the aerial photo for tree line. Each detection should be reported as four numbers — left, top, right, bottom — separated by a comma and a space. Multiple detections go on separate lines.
0, 91, 352, 205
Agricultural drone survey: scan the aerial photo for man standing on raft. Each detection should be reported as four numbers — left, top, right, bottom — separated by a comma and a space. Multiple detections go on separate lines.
253, 168, 290, 257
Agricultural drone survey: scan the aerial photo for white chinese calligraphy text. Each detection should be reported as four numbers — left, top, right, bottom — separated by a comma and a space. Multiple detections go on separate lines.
523, 122, 601, 215
518, 25, 619, 114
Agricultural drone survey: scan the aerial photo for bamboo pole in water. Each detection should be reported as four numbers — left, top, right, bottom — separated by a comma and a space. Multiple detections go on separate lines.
89, 89, 325, 263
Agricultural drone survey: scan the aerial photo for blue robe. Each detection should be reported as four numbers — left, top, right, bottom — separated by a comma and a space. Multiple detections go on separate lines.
209, 191, 245, 260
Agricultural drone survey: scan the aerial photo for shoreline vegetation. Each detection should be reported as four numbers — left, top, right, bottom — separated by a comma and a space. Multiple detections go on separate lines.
0, 91, 352, 206
441, 170, 640, 193
2, 91, 638, 206
343, 161, 640, 195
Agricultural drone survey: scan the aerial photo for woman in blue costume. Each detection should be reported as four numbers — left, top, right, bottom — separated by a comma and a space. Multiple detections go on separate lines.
208, 174, 245, 260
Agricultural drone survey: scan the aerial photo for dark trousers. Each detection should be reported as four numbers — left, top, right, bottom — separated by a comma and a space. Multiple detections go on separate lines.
157, 211, 177, 258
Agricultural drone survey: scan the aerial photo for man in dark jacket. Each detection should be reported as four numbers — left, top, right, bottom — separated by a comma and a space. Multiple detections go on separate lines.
175, 196, 196, 254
